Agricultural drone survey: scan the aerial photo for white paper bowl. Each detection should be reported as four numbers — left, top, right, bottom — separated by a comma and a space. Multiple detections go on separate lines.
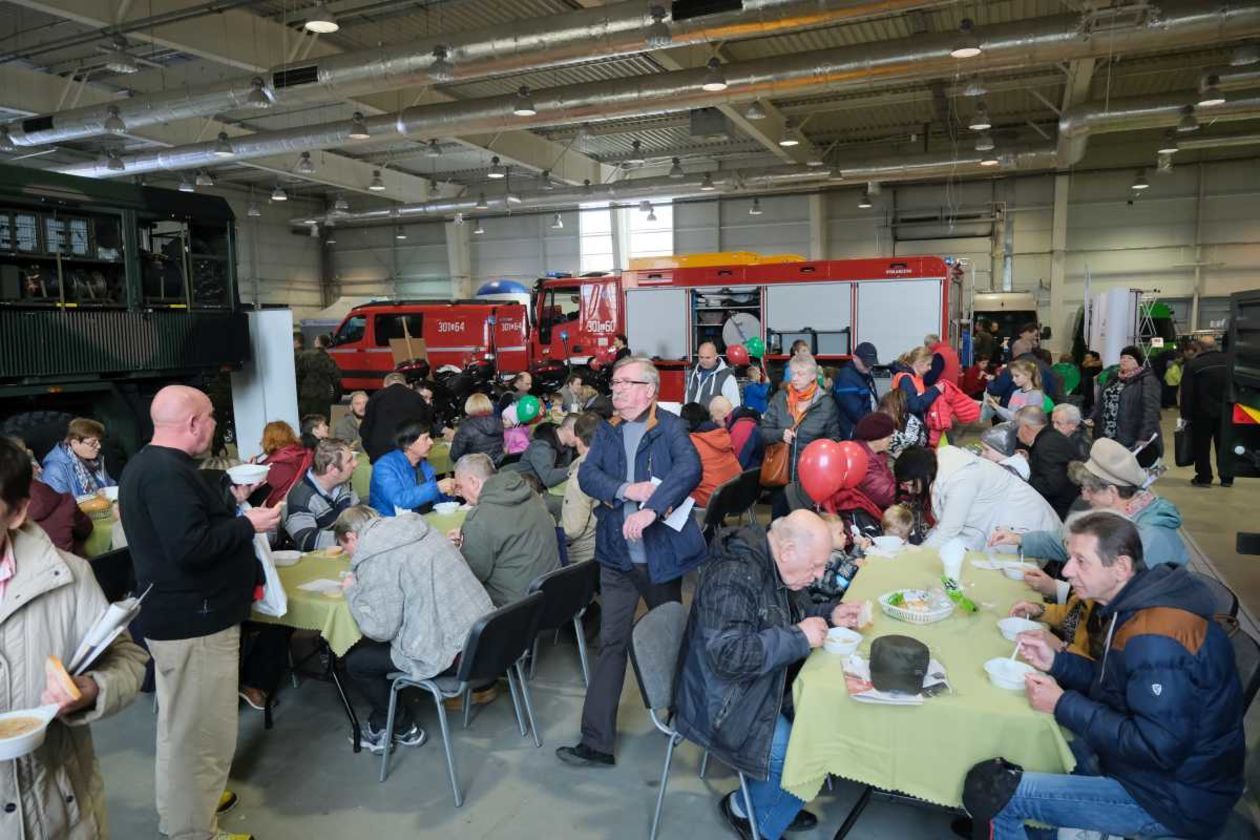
823, 627, 862, 656
271, 550, 302, 567
100, 486, 119, 502
871, 535, 903, 552
997, 617, 1049, 641
0, 705, 60, 761
227, 464, 270, 485
433, 501, 460, 515
984, 658, 1034, 691
1002, 561, 1038, 580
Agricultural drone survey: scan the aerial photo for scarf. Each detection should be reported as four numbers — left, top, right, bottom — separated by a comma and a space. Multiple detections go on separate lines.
63, 441, 103, 494
821, 486, 883, 522
786, 381, 818, 425
1123, 490, 1156, 518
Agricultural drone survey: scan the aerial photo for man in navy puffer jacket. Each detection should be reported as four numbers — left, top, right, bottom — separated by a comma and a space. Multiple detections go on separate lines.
981, 512, 1243, 840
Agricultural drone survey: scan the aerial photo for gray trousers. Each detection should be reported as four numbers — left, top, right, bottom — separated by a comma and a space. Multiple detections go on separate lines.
579, 563, 681, 755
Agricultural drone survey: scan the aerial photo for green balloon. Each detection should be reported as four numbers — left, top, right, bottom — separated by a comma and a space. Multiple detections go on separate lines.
745, 336, 766, 359
516, 394, 542, 423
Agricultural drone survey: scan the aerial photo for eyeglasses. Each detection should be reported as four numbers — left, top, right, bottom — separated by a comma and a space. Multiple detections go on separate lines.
77, 438, 102, 449
609, 379, 651, 388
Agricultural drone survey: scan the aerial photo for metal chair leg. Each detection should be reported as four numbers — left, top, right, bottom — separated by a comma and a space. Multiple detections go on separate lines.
424, 686, 463, 807
514, 661, 542, 748
738, 772, 761, 840
650, 733, 680, 840
505, 668, 528, 738
378, 680, 400, 783
573, 615, 591, 687
287, 646, 300, 689
529, 636, 541, 680
698, 750, 710, 779
461, 686, 472, 730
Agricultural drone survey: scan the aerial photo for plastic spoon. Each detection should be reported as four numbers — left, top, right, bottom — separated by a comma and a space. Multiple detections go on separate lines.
1009, 639, 1022, 661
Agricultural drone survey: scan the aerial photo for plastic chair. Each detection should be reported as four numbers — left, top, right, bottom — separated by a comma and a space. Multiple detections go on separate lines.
701, 468, 762, 538
88, 546, 134, 602
378, 592, 546, 805
1231, 625, 1260, 713
526, 561, 599, 685
628, 602, 760, 840
1188, 571, 1239, 618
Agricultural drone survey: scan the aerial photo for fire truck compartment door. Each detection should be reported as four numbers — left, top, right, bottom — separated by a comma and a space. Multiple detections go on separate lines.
856, 279, 942, 358
766, 283, 852, 356
626, 287, 687, 360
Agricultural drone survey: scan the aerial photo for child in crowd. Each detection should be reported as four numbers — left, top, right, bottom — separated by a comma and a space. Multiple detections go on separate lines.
961, 355, 993, 398
502, 403, 531, 455
300, 414, 330, 449
881, 504, 915, 542
982, 358, 1044, 422
742, 365, 771, 414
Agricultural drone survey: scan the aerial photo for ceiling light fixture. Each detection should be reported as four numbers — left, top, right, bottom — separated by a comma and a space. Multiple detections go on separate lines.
247, 77, 271, 109
309, 224, 321, 238
105, 149, 125, 172
962, 78, 988, 97
473, 218, 484, 235
540, 170, 554, 190
647, 206, 657, 222
451, 212, 463, 225
968, 102, 992, 131
247, 201, 261, 218
1231, 43, 1260, 66
326, 233, 336, 245
513, 86, 537, 117
333, 193, 350, 213
979, 152, 999, 167
749, 198, 763, 216
1156, 152, 1174, 174
195, 169, 214, 187
1131, 170, 1150, 191
103, 36, 139, 74
303, 2, 339, 34
582, 179, 592, 195
744, 100, 767, 120
1197, 75, 1225, 108
395, 226, 407, 240
550, 212, 564, 230
668, 157, 684, 178
429, 45, 454, 82
487, 156, 505, 179
638, 199, 651, 212
368, 169, 386, 191
425, 139, 441, 158
347, 112, 371, 140
178, 174, 195, 193
778, 119, 801, 147
645, 5, 671, 50
858, 190, 872, 209
103, 106, 126, 135
950, 18, 982, 59
1157, 132, 1180, 155
1177, 105, 1199, 133
296, 151, 315, 174
475, 192, 489, 210
626, 140, 646, 166
700, 172, 716, 191
974, 131, 995, 152
212, 131, 235, 157
271, 183, 288, 202
701, 57, 727, 93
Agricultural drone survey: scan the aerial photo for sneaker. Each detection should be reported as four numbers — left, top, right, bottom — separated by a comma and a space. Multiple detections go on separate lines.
555, 743, 614, 768
1190, 478, 1213, 488
786, 808, 818, 832
719, 791, 753, 840
352, 724, 391, 755
442, 684, 499, 711
238, 688, 268, 711
393, 722, 427, 748
1221, 480, 1234, 488
216, 790, 239, 816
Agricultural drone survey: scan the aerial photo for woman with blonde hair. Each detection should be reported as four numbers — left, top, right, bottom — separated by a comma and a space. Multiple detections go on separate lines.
983, 358, 1045, 422
258, 419, 312, 506
450, 392, 505, 464
889, 345, 942, 428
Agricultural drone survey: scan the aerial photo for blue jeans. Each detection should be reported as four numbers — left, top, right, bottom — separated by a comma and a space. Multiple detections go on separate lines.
744, 715, 805, 840
993, 740, 1171, 840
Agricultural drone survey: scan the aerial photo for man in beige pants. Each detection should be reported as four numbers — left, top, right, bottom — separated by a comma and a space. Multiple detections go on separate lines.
120, 386, 280, 840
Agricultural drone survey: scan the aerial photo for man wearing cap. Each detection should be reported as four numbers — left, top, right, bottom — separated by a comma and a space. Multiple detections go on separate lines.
832, 342, 880, 440
674, 510, 867, 839
990, 439, 1188, 588
684, 341, 741, 410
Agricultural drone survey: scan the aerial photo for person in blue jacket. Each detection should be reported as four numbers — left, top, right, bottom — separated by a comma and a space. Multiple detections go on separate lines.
556, 355, 706, 769
831, 342, 880, 440
41, 417, 116, 497
977, 512, 1243, 840
368, 420, 455, 516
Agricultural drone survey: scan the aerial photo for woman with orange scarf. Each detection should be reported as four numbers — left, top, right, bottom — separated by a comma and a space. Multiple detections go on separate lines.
759, 354, 840, 517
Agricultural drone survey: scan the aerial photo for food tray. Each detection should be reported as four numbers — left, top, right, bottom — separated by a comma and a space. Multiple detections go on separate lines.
878, 589, 954, 625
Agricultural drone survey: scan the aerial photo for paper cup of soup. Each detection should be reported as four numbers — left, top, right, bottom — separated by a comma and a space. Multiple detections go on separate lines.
0, 705, 60, 761
1003, 561, 1038, 581
997, 617, 1048, 641
433, 501, 460, 515
227, 463, 270, 486
823, 627, 862, 656
984, 658, 1034, 691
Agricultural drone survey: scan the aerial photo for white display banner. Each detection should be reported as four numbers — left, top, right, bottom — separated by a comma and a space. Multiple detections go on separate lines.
231, 309, 299, 461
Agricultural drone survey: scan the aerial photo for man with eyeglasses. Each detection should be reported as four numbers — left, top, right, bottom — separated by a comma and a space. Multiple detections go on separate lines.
556, 356, 706, 769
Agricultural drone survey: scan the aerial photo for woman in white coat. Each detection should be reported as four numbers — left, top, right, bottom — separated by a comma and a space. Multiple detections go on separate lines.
893, 445, 1061, 550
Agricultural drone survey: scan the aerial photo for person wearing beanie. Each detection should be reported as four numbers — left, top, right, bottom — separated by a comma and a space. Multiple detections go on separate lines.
851, 412, 897, 509
978, 422, 1030, 482
1090, 345, 1162, 467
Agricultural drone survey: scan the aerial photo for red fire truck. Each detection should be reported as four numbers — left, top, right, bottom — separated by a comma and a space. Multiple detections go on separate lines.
329, 254, 964, 401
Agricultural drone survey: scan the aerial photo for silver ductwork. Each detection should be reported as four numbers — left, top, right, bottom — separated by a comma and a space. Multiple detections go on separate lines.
59, 1, 1260, 180
7, 0, 948, 148
1058, 93, 1260, 165
297, 146, 1059, 229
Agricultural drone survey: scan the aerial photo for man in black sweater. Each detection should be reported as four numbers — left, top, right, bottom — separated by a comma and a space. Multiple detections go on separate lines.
1180, 335, 1233, 487
120, 385, 280, 840
360, 372, 433, 463
1015, 405, 1079, 520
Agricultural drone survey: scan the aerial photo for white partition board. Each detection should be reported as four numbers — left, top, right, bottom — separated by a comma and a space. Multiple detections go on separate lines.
231, 309, 299, 460
856, 279, 942, 359
625, 288, 687, 360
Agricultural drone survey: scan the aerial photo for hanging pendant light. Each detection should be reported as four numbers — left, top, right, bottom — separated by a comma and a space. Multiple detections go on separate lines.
271, 183, 288, 202
700, 172, 716, 191
778, 119, 801, 147
1177, 105, 1199, 133
105, 149, 125, 172
950, 18, 982, 59
473, 218, 484, 235
475, 193, 489, 210
303, 2, 339, 34
743, 100, 767, 121
974, 131, 995, 152
368, 169, 386, 191
1157, 132, 1180, 155
1131, 170, 1150, 191
247, 196, 262, 217
1197, 75, 1225, 108
701, 57, 727, 93
429, 45, 454, 82
668, 157, 684, 179
212, 132, 235, 158
395, 226, 408, 240
539, 170, 554, 191
749, 198, 763, 216
968, 102, 992, 131
347, 112, 371, 140
247, 77, 271, 109
512, 86, 537, 117
333, 193, 350, 213
426, 139, 441, 158
195, 169, 215, 187
645, 5, 671, 49
858, 191, 872, 209
178, 174, 195, 193
296, 151, 315, 174
487, 156, 506, 179
550, 213, 564, 230
103, 106, 126, 135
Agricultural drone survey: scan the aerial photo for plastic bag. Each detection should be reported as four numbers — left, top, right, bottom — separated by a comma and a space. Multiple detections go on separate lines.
252, 533, 288, 618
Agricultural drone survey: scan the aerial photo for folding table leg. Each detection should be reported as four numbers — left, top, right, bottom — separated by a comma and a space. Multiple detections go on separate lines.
325, 651, 362, 753
833, 785, 874, 839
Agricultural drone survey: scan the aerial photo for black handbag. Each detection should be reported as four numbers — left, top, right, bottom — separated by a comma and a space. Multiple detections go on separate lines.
1174, 421, 1195, 467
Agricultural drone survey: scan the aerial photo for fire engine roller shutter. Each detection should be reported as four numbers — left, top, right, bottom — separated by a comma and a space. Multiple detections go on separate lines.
766, 283, 853, 356
855, 278, 942, 359
626, 287, 687, 360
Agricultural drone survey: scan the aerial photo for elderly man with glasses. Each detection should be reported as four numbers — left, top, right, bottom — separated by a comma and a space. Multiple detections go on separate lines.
556, 355, 706, 769
1051, 403, 1091, 462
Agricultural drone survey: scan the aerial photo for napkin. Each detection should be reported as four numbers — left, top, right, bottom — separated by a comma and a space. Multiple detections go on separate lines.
841, 653, 951, 705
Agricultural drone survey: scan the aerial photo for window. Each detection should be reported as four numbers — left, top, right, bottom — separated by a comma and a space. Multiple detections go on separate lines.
627, 202, 673, 261
579, 204, 614, 274
334, 315, 366, 346
541, 288, 581, 328
373, 313, 423, 346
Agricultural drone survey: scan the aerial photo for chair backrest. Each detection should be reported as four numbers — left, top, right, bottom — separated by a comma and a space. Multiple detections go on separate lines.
554, 526, 570, 567
89, 546, 134, 603
627, 601, 688, 712
1230, 625, 1260, 713
499, 452, 523, 466
456, 591, 545, 684
527, 560, 599, 632
702, 468, 761, 533
1190, 571, 1239, 619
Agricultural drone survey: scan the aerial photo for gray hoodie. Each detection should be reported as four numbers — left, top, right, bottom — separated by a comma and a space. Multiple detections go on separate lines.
345, 512, 493, 679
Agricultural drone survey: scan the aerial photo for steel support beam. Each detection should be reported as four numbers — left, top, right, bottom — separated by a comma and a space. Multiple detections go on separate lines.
1048, 173, 1070, 355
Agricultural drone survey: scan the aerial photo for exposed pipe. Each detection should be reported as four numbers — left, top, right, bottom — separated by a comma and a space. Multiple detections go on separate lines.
297, 146, 1059, 229
9, 0, 948, 147
58, 1, 1260, 180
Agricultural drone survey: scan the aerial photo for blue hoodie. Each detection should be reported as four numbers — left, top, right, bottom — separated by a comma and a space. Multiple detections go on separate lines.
1021, 496, 1189, 568
1050, 565, 1244, 838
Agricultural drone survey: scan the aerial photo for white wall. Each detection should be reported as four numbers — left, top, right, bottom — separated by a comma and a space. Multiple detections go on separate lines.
330, 218, 449, 300
223, 193, 324, 319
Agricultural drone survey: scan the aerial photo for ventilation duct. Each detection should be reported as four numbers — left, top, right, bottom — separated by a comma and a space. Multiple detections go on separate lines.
58, 1, 1260, 180
6, 0, 950, 148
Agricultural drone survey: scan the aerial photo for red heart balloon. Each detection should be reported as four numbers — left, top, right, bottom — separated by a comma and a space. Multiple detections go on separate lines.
727, 344, 750, 366
799, 439, 870, 503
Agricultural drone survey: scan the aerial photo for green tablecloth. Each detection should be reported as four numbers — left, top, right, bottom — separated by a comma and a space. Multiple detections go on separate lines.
251, 507, 470, 656
429, 441, 452, 475
782, 546, 1076, 807
84, 513, 114, 558
350, 443, 454, 506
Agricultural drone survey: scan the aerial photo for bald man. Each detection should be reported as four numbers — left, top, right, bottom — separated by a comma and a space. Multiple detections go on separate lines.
684, 341, 741, 409
120, 385, 279, 840
674, 510, 865, 837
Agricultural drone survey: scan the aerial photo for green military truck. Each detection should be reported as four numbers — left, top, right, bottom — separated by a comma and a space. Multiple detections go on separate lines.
0, 163, 250, 467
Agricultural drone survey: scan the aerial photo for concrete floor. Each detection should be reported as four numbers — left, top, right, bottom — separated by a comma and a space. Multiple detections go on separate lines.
95, 409, 1260, 839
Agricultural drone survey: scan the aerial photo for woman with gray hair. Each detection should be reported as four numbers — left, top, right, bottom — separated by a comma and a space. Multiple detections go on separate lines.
760, 354, 840, 515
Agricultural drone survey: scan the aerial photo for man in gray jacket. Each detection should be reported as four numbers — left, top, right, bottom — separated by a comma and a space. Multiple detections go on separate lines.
336, 505, 493, 754
685, 341, 742, 409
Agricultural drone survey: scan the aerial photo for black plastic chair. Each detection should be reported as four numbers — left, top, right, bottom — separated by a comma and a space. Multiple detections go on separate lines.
1231, 625, 1260, 713
1189, 571, 1239, 618
378, 592, 546, 805
701, 468, 762, 538
526, 560, 599, 685
88, 546, 134, 602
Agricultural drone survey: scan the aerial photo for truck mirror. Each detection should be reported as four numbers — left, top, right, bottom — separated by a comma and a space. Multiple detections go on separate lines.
1040, 326, 1052, 340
